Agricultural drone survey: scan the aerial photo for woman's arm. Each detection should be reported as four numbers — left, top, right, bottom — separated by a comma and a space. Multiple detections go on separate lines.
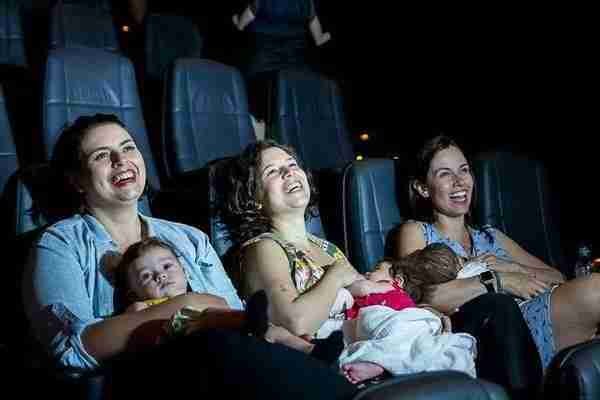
243, 240, 359, 336
493, 230, 565, 284
82, 293, 227, 361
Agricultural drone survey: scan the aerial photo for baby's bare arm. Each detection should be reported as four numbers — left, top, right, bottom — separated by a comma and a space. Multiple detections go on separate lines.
346, 279, 393, 297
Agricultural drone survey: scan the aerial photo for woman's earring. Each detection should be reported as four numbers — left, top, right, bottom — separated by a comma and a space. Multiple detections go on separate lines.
256, 203, 263, 211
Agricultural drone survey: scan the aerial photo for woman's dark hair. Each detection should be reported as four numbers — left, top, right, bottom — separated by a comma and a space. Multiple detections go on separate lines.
220, 140, 319, 245
50, 114, 127, 215
408, 134, 477, 223
114, 237, 180, 311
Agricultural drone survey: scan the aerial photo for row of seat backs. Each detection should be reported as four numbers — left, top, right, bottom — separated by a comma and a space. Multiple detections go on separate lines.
342, 155, 565, 274
0, 0, 27, 67
50, 1, 118, 52
5, 47, 355, 238
2, 0, 204, 83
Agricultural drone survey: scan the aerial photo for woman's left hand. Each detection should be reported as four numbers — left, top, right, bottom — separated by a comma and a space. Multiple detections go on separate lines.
482, 255, 565, 285
476, 254, 525, 273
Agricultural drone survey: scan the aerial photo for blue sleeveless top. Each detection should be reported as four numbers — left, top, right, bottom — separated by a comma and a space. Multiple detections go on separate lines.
419, 222, 512, 260
419, 221, 557, 370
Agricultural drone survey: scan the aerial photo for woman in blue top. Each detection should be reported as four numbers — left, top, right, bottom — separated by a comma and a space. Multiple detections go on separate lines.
22, 113, 356, 399
396, 135, 600, 373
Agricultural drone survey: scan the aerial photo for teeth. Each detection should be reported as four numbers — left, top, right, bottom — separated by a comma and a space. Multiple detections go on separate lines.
112, 170, 134, 184
286, 182, 301, 193
449, 191, 467, 198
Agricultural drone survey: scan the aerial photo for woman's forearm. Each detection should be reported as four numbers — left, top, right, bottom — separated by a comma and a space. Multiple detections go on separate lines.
82, 293, 225, 361
424, 278, 487, 314
270, 275, 343, 336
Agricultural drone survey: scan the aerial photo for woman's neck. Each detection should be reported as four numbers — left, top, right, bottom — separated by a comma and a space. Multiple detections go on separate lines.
88, 205, 143, 251
433, 213, 468, 242
270, 213, 310, 248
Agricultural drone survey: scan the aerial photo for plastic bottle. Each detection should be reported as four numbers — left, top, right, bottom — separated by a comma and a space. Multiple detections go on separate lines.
574, 244, 592, 278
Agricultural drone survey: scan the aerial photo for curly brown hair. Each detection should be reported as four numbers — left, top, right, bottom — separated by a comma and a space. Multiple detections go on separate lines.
219, 140, 319, 245
389, 242, 463, 303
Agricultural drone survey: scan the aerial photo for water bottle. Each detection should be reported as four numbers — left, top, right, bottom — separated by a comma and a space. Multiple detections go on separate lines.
574, 244, 593, 278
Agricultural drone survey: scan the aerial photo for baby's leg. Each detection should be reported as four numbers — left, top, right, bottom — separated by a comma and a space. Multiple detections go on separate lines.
341, 362, 385, 384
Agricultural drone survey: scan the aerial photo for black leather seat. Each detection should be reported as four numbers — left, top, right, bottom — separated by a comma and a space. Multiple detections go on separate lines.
144, 14, 203, 86
473, 150, 600, 399
472, 150, 566, 274
269, 68, 354, 171
341, 159, 405, 273
354, 371, 508, 400
162, 59, 255, 182
161, 59, 256, 229
1, 1, 41, 165
142, 13, 203, 156
42, 47, 161, 191
49, 2, 118, 52
0, 0, 27, 68
543, 338, 600, 400
0, 85, 17, 200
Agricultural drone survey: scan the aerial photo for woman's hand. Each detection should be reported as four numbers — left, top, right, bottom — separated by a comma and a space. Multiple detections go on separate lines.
477, 254, 565, 285
180, 292, 229, 312
325, 259, 363, 287
471, 254, 524, 273
126, 301, 149, 313
498, 272, 551, 300
346, 279, 394, 297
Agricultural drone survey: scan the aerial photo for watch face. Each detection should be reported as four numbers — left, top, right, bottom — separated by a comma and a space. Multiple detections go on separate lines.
480, 271, 494, 282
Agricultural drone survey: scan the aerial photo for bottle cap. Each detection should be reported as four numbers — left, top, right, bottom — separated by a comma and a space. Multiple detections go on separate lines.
578, 245, 592, 258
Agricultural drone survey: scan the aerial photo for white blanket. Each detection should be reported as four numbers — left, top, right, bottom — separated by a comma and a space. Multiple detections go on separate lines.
338, 305, 477, 378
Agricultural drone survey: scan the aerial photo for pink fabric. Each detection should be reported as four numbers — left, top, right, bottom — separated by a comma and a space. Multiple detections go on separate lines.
345, 282, 416, 320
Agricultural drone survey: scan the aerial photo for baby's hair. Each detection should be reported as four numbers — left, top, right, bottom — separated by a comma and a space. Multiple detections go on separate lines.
387, 243, 463, 303
114, 237, 179, 311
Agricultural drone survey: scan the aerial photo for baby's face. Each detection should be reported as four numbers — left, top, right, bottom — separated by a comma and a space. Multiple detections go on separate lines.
366, 261, 394, 283
126, 246, 188, 301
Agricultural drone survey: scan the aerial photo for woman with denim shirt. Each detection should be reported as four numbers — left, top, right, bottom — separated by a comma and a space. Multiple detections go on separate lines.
22, 113, 356, 399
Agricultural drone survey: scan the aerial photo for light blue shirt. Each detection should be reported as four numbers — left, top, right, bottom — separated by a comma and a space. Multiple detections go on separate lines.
23, 213, 243, 375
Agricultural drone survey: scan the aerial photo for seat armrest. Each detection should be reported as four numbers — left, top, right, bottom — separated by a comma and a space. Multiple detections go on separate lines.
353, 371, 509, 400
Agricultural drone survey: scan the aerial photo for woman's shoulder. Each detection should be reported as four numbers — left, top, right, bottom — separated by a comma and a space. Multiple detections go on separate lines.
241, 232, 286, 249
144, 216, 209, 241
393, 220, 428, 256
397, 220, 428, 238
37, 214, 91, 244
241, 232, 301, 268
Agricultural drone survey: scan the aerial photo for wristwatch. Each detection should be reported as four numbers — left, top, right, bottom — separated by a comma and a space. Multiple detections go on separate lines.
479, 271, 496, 293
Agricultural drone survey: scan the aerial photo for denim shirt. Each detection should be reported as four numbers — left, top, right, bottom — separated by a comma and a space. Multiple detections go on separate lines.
23, 213, 243, 375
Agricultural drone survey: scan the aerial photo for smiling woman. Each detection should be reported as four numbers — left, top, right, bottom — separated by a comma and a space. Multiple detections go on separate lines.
395, 134, 600, 399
